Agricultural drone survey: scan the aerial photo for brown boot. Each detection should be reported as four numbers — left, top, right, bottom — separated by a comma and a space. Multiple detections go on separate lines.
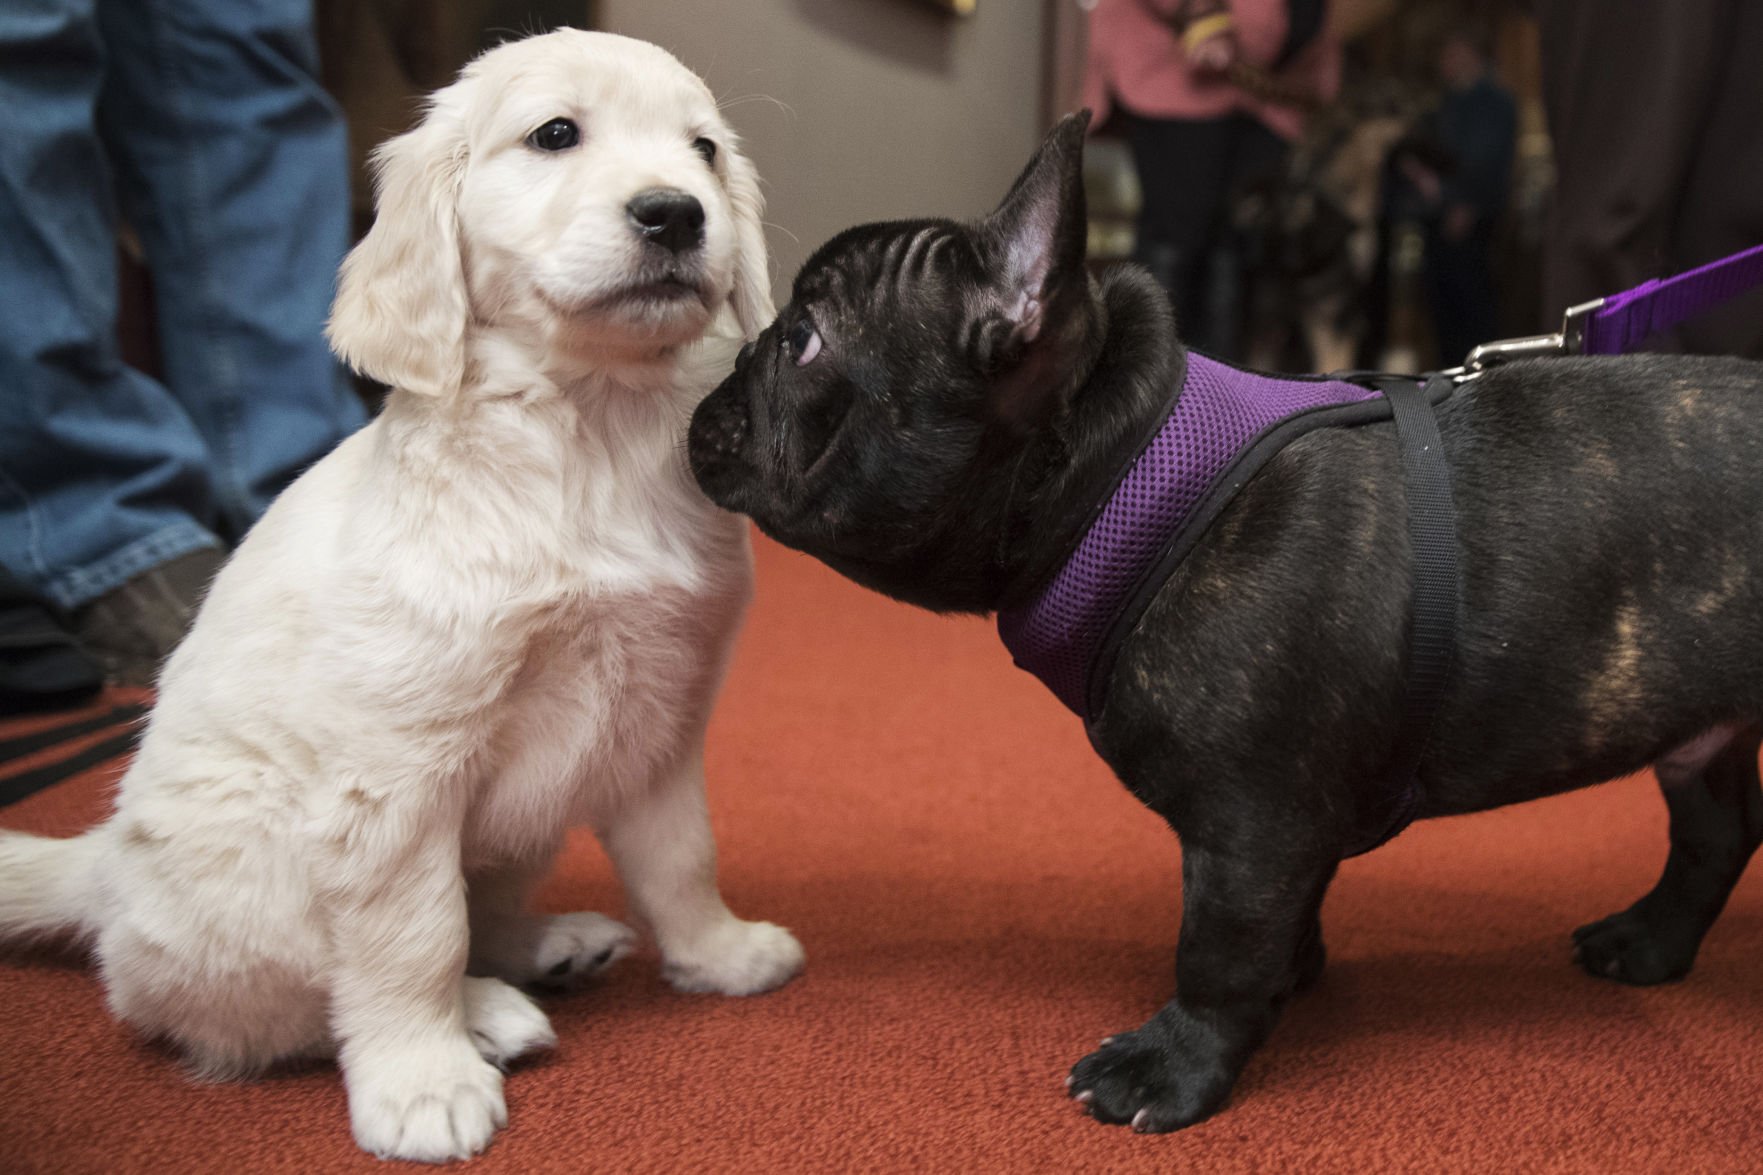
71, 547, 227, 687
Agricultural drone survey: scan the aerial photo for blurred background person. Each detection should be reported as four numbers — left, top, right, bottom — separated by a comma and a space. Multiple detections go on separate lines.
1535, 0, 1763, 358
1083, 0, 1340, 360
0, 0, 365, 690
1393, 26, 1516, 367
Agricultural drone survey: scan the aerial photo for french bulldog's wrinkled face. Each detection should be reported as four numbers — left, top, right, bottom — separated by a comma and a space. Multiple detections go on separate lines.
689, 115, 1094, 612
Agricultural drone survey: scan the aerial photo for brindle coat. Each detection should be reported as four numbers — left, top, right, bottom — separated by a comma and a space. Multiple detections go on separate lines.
688, 114, 1763, 1132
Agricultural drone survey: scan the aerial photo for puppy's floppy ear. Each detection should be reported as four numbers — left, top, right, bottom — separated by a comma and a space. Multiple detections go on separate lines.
971, 110, 1093, 428
721, 134, 776, 338
328, 83, 473, 397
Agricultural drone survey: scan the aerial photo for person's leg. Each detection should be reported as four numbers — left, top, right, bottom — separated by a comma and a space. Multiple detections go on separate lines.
1205, 115, 1289, 364
1355, 163, 1399, 369
1125, 112, 1237, 348
97, 0, 364, 539
1421, 228, 1456, 369
0, 0, 223, 615
1425, 225, 1498, 369
1535, 0, 1724, 325
1670, 0, 1763, 359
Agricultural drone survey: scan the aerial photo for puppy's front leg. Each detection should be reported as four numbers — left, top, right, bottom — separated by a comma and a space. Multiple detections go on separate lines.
598, 750, 803, 996
1069, 844, 1336, 1133
328, 825, 531, 1162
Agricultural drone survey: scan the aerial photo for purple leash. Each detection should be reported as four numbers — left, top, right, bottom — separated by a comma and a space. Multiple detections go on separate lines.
1466, 241, 1763, 368
1585, 241, 1763, 355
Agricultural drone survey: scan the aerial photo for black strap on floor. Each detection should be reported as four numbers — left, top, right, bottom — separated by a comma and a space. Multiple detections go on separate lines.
0, 702, 146, 762
0, 728, 140, 808
1347, 375, 1461, 856
0, 702, 146, 808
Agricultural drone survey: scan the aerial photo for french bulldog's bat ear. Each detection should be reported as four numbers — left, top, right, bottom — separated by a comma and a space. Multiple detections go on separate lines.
973, 110, 1092, 428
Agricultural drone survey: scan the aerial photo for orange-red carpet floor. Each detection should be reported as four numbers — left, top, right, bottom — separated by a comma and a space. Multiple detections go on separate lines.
4, 533, 1762, 1173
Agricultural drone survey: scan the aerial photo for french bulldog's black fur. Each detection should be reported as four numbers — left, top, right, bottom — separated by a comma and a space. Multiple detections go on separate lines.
689, 113, 1763, 1132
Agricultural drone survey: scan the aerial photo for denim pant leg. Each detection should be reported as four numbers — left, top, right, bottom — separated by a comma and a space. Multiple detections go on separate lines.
0, 0, 223, 611
97, 0, 365, 539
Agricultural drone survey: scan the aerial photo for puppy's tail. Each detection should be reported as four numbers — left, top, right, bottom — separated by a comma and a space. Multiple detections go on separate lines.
0, 828, 105, 943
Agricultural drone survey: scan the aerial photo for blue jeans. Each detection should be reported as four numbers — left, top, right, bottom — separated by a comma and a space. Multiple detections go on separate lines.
0, 0, 365, 610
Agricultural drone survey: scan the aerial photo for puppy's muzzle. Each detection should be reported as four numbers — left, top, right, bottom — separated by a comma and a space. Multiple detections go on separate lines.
627, 188, 705, 254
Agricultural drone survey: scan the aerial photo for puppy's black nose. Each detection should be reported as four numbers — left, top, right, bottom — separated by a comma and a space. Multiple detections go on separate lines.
626, 188, 704, 253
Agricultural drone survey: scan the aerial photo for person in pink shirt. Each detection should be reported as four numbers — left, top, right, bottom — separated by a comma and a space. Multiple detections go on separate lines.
1084, 0, 1340, 358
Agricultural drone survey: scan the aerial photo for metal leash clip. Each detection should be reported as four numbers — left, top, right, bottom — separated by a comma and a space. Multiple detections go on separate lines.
1443, 298, 1606, 381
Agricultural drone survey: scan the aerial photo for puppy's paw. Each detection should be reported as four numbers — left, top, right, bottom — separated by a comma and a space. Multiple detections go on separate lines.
463, 976, 556, 1065
528, 912, 638, 989
346, 1038, 507, 1163
663, 918, 804, 996
1572, 908, 1699, 986
475, 912, 637, 990
1067, 1020, 1237, 1134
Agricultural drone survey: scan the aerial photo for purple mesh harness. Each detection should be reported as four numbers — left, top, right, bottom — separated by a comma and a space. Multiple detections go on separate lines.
998, 353, 1384, 715
996, 352, 1452, 857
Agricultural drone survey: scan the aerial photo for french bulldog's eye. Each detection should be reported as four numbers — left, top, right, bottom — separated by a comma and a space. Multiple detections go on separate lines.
526, 118, 580, 152
693, 137, 718, 167
785, 317, 822, 366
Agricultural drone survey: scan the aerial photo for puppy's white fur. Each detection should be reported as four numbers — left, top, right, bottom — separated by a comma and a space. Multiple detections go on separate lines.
0, 30, 799, 1163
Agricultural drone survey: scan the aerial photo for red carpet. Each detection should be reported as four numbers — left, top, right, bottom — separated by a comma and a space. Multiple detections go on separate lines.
4, 533, 1761, 1172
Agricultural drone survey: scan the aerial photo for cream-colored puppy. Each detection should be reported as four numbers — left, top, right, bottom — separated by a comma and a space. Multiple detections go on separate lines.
0, 30, 799, 1163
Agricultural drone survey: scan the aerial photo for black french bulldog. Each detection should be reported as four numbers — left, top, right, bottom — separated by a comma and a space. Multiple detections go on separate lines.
688, 113, 1763, 1132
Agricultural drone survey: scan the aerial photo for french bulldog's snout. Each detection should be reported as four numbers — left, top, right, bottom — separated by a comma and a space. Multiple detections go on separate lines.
698, 396, 748, 458
687, 380, 753, 505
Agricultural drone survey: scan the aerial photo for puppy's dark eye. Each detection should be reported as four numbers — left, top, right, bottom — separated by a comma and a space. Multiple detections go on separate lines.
784, 316, 822, 366
527, 118, 579, 152
693, 137, 718, 167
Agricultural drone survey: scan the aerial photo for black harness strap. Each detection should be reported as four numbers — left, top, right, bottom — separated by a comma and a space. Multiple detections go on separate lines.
1348, 375, 1461, 856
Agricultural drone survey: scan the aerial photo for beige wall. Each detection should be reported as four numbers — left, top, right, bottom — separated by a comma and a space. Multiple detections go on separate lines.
599, 0, 1051, 305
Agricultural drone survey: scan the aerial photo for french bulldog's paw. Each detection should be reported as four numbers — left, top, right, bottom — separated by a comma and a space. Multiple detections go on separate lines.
346, 1038, 507, 1163
1571, 908, 1698, 985
1067, 1025, 1236, 1133
663, 919, 804, 996
528, 912, 638, 989
463, 976, 556, 1065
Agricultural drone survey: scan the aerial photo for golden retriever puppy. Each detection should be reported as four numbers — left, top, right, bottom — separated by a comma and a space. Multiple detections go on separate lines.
0, 29, 799, 1163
